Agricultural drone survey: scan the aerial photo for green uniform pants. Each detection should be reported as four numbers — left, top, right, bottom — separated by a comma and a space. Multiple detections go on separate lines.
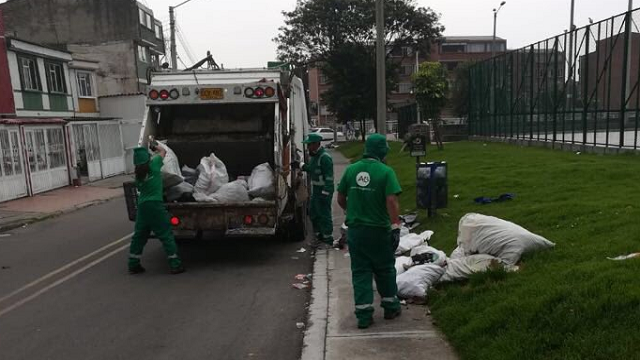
129, 201, 182, 269
347, 225, 400, 322
309, 192, 333, 244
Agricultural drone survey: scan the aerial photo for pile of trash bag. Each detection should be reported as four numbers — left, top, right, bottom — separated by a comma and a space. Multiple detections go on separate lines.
156, 143, 276, 204
393, 212, 555, 302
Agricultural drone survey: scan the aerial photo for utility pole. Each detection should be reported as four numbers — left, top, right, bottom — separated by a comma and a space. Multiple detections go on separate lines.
375, 0, 386, 135
169, 0, 198, 71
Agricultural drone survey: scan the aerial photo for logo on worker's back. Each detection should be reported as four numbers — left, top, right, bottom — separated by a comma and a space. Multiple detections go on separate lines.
356, 172, 370, 187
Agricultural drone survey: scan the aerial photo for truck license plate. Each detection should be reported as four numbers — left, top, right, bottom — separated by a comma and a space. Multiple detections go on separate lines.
200, 88, 224, 100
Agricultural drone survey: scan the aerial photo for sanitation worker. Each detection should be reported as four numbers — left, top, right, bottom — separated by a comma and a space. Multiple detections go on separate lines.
129, 144, 185, 275
295, 133, 334, 247
337, 133, 402, 329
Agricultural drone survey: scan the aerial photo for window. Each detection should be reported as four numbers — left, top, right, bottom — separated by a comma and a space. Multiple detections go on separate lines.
46, 128, 66, 169
402, 47, 413, 56
398, 83, 413, 94
155, 23, 163, 39
442, 44, 466, 53
402, 65, 415, 76
0, 131, 12, 176
76, 71, 94, 97
467, 43, 486, 53
45, 62, 67, 93
139, 9, 145, 26
138, 45, 148, 63
18, 56, 41, 91
146, 13, 152, 29
319, 73, 328, 85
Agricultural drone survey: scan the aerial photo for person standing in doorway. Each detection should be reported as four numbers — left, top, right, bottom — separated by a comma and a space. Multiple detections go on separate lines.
129, 145, 185, 275
337, 133, 402, 329
295, 133, 334, 247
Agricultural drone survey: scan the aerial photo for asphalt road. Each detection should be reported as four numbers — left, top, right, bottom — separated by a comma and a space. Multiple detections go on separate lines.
0, 198, 313, 360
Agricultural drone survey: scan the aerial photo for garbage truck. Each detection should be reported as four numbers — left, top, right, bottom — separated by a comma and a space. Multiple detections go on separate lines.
123, 68, 310, 240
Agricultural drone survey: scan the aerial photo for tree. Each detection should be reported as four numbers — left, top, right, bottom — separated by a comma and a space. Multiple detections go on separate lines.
450, 61, 474, 119
413, 62, 448, 150
274, 0, 444, 133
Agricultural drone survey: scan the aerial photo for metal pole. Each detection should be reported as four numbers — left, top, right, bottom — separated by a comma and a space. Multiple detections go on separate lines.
170, 6, 177, 70
567, 0, 575, 109
625, 0, 633, 133
375, 0, 386, 135
416, 50, 421, 124
492, 11, 497, 59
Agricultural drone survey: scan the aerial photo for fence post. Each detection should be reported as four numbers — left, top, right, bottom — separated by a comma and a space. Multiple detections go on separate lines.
530, 45, 535, 140
619, 11, 632, 148
583, 25, 590, 145
553, 37, 559, 145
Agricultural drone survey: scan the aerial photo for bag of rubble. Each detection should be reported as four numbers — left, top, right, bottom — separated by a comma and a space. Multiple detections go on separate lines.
195, 153, 229, 195
156, 141, 183, 180
396, 264, 445, 301
395, 230, 434, 256
439, 254, 504, 283
395, 256, 413, 276
194, 180, 249, 203
410, 245, 447, 267
248, 162, 275, 199
165, 181, 194, 202
457, 213, 555, 266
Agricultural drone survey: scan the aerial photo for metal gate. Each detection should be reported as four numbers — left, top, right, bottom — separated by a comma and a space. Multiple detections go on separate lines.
72, 124, 102, 182
0, 127, 28, 201
24, 126, 69, 194
97, 122, 125, 177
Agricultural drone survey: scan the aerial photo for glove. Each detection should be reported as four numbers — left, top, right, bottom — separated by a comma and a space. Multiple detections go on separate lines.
149, 140, 159, 152
391, 228, 400, 252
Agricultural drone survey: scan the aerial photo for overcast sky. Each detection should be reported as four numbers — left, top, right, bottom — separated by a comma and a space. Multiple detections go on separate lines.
1, 0, 636, 68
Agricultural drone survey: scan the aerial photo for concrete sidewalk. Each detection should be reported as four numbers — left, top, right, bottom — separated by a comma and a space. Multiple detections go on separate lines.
301, 150, 458, 360
0, 174, 132, 232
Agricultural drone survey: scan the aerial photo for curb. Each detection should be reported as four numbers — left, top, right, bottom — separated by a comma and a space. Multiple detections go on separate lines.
0, 194, 124, 233
300, 249, 329, 360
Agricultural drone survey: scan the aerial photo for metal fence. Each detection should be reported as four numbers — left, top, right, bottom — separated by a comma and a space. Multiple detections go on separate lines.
469, 8, 640, 149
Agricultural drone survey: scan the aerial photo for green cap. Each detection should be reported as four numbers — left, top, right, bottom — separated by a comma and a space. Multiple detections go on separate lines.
133, 147, 150, 166
364, 133, 389, 160
303, 133, 323, 144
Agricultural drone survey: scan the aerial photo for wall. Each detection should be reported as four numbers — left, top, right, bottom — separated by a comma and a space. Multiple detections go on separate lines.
99, 94, 145, 173
0, 10, 15, 115
0, 0, 138, 45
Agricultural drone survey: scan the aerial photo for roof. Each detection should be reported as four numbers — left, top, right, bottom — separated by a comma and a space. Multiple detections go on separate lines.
7, 37, 73, 61
65, 116, 119, 122
442, 36, 506, 42
0, 117, 66, 125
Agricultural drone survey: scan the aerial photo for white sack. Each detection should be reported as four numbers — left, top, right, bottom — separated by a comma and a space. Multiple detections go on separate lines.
395, 256, 413, 275
156, 142, 182, 179
208, 180, 250, 203
165, 182, 194, 202
440, 254, 502, 283
449, 246, 466, 260
410, 245, 448, 267
396, 264, 445, 300
248, 163, 275, 199
400, 226, 410, 238
162, 172, 183, 189
395, 230, 434, 256
194, 153, 229, 195
193, 192, 214, 202
457, 213, 555, 265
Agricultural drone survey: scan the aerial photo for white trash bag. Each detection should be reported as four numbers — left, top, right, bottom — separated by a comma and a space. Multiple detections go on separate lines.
248, 163, 275, 199
209, 180, 250, 203
440, 254, 503, 283
194, 153, 229, 195
156, 142, 182, 179
396, 264, 445, 300
449, 246, 466, 260
395, 230, 434, 256
395, 256, 413, 276
410, 245, 448, 267
457, 213, 555, 266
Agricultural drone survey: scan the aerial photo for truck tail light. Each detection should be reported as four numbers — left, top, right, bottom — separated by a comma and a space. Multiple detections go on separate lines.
254, 87, 265, 98
170, 216, 180, 226
258, 214, 269, 225
159, 90, 170, 100
264, 87, 275, 97
169, 88, 180, 99
243, 215, 253, 225
149, 89, 159, 100
244, 88, 254, 97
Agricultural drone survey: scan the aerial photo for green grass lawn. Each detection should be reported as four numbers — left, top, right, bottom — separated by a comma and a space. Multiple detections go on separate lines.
337, 141, 640, 360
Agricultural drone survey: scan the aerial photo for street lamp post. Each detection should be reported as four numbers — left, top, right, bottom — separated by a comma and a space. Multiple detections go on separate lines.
491, 1, 506, 59
169, 0, 199, 70
491, 2, 505, 119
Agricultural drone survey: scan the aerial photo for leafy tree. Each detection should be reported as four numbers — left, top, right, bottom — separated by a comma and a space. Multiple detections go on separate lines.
413, 62, 448, 149
274, 0, 443, 132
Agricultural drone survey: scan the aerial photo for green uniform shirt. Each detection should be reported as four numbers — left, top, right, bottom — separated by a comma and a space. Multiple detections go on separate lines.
337, 157, 401, 229
303, 147, 334, 195
136, 155, 164, 204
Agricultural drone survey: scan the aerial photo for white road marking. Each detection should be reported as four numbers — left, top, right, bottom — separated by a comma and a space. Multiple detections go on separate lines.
0, 233, 132, 305
0, 243, 130, 318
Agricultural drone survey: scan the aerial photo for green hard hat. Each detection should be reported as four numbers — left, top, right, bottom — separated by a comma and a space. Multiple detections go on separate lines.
303, 133, 323, 144
364, 133, 389, 160
133, 147, 150, 166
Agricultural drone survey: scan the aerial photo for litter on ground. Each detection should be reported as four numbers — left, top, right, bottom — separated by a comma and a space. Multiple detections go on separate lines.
607, 252, 640, 261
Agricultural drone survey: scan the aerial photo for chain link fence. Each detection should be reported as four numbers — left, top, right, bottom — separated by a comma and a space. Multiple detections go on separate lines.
469, 8, 640, 149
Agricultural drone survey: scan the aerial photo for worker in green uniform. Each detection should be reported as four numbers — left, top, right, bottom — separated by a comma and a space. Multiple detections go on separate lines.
337, 133, 402, 329
294, 133, 334, 247
129, 145, 185, 275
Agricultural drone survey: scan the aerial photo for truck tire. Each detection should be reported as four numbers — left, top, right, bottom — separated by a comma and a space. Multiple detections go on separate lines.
288, 203, 307, 242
